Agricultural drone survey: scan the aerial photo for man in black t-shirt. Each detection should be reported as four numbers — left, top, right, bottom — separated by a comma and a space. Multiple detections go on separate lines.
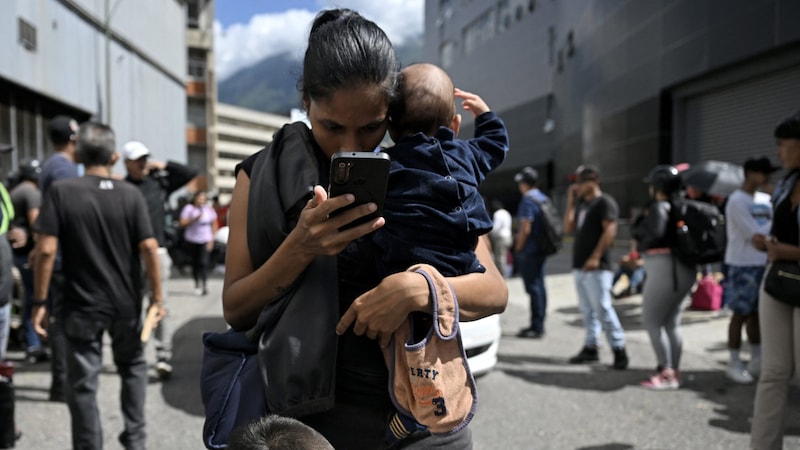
563, 165, 629, 370
31, 122, 165, 450
123, 140, 197, 380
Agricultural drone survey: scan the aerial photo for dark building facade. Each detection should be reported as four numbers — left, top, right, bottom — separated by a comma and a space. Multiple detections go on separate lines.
425, 0, 800, 217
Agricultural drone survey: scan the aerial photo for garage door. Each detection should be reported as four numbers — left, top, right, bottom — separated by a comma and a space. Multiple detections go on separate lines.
683, 64, 800, 164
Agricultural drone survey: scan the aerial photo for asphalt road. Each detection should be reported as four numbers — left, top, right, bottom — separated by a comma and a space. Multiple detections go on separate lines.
9, 250, 800, 449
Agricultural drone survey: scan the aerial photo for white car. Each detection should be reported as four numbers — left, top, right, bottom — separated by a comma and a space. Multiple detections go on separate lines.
460, 314, 501, 377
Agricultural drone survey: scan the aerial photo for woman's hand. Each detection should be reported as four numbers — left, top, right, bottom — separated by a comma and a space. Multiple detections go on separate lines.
336, 270, 431, 348
289, 185, 385, 259
764, 237, 800, 262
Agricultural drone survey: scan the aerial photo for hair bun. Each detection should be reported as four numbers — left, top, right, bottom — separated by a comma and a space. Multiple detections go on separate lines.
309, 8, 360, 38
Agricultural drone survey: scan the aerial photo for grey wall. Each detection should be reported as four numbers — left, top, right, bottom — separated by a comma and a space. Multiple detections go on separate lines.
425, 0, 800, 216
0, 0, 187, 170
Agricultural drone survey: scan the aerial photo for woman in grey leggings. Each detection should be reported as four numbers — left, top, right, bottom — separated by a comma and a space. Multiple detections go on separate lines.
632, 165, 697, 389
640, 252, 696, 389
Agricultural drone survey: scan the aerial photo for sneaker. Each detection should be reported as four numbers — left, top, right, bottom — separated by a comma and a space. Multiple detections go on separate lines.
641, 369, 680, 390
25, 348, 48, 364
612, 347, 629, 370
726, 362, 754, 384
155, 360, 173, 380
747, 357, 761, 379
201, 287, 209, 296
516, 327, 544, 339
194, 288, 203, 296
568, 346, 599, 364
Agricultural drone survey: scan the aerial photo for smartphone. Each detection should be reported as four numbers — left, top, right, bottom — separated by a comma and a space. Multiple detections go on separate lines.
328, 151, 391, 230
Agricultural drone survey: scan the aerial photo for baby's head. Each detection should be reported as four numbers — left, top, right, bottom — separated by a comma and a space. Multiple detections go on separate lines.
390, 63, 459, 140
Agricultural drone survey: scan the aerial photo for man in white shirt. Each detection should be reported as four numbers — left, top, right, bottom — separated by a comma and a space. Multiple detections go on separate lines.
723, 156, 778, 384
489, 199, 513, 277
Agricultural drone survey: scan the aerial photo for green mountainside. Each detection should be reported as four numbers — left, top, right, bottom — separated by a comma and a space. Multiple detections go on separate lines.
218, 37, 425, 115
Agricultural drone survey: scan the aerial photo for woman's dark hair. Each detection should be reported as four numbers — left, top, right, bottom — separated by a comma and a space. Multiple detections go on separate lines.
774, 110, 800, 140
301, 8, 399, 106
76, 122, 115, 166
192, 190, 207, 204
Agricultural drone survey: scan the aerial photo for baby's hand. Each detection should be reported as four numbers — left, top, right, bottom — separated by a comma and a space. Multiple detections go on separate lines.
455, 88, 490, 117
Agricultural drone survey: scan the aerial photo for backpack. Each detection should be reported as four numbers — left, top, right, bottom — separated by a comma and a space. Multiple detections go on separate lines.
670, 198, 726, 265
530, 195, 563, 257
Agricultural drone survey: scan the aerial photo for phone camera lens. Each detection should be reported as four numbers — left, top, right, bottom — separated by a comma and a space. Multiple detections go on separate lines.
334, 161, 350, 184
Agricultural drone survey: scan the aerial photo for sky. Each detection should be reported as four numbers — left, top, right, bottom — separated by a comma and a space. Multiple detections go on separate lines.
214, 0, 425, 81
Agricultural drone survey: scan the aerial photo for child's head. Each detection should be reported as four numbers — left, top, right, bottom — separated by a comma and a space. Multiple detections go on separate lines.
226, 415, 334, 450
390, 63, 460, 140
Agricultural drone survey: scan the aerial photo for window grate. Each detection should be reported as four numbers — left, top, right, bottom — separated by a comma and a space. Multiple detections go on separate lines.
18, 17, 36, 52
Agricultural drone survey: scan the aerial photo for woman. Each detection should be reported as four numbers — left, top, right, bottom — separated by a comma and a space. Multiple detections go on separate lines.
632, 165, 697, 389
222, 8, 507, 449
180, 191, 217, 295
751, 111, 800, 450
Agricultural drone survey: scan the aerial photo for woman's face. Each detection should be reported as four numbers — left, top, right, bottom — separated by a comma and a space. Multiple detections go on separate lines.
195, 192, 207, 205
776, 138, 800, 170
305, 84, 390, 159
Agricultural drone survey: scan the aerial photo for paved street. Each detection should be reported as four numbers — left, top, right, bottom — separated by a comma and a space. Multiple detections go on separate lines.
8, 250, 800, 449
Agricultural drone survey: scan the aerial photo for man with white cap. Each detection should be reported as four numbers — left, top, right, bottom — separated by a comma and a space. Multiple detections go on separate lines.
123, 141, 197, 380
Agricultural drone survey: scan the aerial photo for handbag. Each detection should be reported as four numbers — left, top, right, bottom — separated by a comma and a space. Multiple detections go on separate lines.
200, 329, 267, 449
763, 260, 800, 307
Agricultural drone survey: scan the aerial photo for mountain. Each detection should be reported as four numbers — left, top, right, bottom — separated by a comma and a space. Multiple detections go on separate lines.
218, 52, 302, 116
217, 38, 426, 115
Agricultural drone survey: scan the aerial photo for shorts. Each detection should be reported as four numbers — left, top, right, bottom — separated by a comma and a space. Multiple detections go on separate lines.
723, 265, 765, 315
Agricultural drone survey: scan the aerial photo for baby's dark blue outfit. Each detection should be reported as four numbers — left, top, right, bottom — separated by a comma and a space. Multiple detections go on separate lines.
375, 111, 508, 444
374, 111, 509, 278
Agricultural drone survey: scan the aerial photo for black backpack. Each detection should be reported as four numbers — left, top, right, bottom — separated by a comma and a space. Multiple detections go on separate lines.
530, 195, 563, 257
670, 198, 727, 265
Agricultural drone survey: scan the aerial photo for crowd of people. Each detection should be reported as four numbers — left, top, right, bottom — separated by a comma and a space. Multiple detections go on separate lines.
0, 4, 797, 449
507, 112, 800, 448
0, 112, 232, 447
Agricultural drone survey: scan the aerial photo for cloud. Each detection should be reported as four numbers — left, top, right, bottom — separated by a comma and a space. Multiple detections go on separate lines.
214, 0, 423, 81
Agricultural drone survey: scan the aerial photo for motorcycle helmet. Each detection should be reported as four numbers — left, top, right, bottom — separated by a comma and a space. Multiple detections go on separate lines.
643, 164, 681, 195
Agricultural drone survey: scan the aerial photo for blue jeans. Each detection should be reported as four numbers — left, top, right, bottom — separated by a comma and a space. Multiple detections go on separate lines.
613, 265, 645, 292
573, 270, 625, 349
0, 303, 9, 361
14, 254, 42, 352
517, 252, 547, 333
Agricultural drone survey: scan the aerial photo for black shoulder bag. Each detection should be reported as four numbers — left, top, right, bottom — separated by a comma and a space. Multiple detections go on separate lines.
764, 261, 800, 307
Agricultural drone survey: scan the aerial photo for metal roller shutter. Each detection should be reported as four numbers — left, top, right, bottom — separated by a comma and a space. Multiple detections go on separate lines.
683, 64, 800, 165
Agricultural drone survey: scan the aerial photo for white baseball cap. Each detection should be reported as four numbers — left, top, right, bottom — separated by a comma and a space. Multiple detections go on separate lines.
123, 141, 151, 160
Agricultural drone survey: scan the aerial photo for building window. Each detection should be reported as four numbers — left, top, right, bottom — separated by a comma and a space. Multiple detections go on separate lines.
498, 0, 511, 33
440, 0, 454, 19
566, 30, 575, 57
463, 9, 496, 54
440, 41, 456, 68
188, 48, 206, 79
498, 0, 529, 33
187, 0, 200, 29
18, 18, 36, 51
529, 0, 536, 12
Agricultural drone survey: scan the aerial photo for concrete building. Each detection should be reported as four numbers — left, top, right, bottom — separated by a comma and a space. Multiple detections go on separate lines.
185, 0, 217, 193
425, 0, 800, 216
0, 0, 187, 173
215, 103, 290, 203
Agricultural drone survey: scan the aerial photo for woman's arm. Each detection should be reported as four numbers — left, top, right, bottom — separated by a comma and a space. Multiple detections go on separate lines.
222, 173, 386, 330
337, 234, 508, 347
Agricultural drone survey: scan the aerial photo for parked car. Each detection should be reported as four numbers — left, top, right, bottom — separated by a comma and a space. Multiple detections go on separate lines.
460, 314, 501, 376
